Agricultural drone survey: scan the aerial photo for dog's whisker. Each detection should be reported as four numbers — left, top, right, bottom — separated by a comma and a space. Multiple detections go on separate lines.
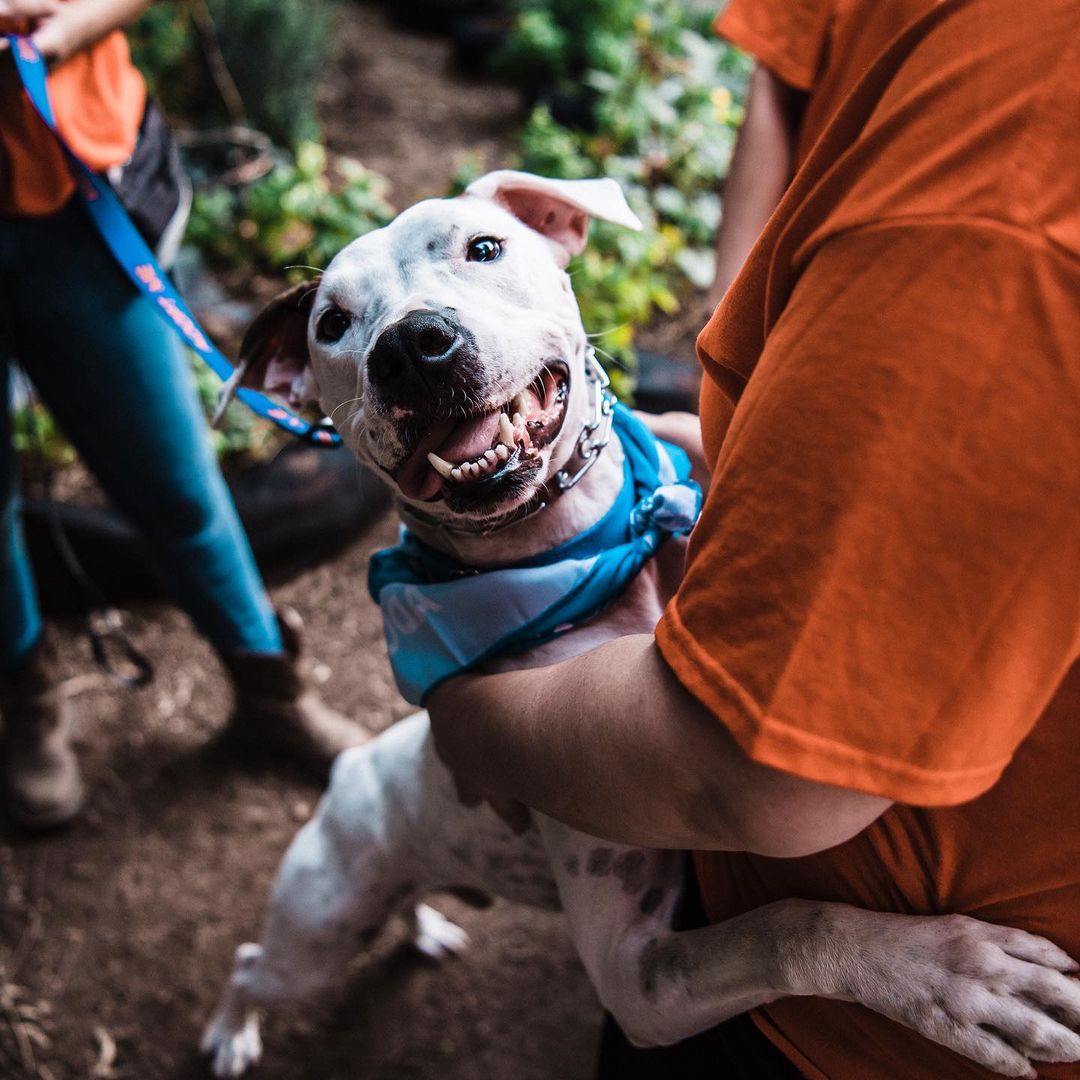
284, 264, 326, 275
329, 397, 364, 424
590, 344, 630, 373
585, 323, 630, 340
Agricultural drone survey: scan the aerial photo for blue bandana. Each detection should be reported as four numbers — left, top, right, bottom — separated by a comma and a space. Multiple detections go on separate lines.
368, 405, 702, 704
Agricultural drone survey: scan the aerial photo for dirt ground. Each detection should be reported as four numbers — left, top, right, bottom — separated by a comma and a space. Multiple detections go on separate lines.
0, 6, 607, 1079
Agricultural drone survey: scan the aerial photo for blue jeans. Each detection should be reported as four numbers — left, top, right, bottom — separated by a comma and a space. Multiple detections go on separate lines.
0, 199, 282, 672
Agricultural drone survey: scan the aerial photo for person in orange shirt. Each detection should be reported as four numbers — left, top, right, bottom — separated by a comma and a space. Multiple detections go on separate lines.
0, 0, 367, 830
428, 0, 1080, 1077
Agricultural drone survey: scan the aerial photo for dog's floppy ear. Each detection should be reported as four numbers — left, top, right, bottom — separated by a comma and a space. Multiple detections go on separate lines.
212, 277, 321, 427
464, 170, 642, 267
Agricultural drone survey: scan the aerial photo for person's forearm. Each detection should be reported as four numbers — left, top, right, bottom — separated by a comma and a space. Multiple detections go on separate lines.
429, 635, 888, 855
710, 65, 805, 304
31, 0, 151, 63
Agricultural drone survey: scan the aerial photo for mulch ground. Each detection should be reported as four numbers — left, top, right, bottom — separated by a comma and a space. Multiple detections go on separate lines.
0, 5, 610, 1078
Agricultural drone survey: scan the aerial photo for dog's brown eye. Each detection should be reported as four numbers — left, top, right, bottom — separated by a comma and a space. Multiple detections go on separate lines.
466, 237, 502, 263
317, 306, 350, 343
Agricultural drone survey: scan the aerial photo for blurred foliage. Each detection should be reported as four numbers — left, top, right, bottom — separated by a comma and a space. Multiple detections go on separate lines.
128, 0, 330, 150
507, 0, 751, 378
190, 354, 279, 464
187, 142, 395, 278
11, 399, 77, 470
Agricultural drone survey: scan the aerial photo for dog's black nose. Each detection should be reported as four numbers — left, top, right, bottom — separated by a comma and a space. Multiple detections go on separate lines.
369, 310, 463, 385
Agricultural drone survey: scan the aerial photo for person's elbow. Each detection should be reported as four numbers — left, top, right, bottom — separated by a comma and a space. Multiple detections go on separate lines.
690, 752, 893, 858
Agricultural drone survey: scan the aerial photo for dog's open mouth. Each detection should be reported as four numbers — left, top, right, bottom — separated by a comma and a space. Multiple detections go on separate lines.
394, 362, 570, 505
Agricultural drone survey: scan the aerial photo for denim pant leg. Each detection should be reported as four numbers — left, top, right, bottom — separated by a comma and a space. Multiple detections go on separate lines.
0, 354, 44, 674
5, 202, 282, 656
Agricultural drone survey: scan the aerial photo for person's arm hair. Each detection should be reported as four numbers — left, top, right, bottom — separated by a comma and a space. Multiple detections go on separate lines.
30, 0, 151, 63
708, 64, 806, 307
429, 634, 890, 856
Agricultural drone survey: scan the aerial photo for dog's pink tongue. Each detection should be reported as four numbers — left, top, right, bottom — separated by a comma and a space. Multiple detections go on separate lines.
395, 410, 503, 501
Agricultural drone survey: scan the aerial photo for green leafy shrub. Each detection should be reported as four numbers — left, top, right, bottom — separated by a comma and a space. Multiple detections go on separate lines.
11, 400, 77, 470
189, 353, 278, 464
508, 1, 751, 385
129, 0, 331, 151
186, 141, 396, 277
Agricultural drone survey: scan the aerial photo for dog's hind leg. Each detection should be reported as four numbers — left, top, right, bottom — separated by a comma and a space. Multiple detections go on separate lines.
202, 715, 437, 1077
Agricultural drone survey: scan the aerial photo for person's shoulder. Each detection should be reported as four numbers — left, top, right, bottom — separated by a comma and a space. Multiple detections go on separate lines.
795, 0, 1080, 259
713, 0, 837, 91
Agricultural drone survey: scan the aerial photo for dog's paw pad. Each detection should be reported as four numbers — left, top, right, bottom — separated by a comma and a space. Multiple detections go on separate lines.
412, 902, 470, 959
202, 1010, 263, 1078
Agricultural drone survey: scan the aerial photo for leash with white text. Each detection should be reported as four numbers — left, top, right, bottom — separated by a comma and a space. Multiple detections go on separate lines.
6, 35, 340, 448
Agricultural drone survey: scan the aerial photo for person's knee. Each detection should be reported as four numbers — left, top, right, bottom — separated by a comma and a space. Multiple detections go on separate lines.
138, 470, 235, 546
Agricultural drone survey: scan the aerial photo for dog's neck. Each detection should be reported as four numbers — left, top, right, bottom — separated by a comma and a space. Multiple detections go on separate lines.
399, 433, 626, 567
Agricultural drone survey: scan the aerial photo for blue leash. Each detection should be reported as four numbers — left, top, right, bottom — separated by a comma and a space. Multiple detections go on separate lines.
6, 35, 340, 448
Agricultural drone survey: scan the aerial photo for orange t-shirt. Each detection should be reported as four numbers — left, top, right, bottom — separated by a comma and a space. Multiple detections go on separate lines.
656, 1, 1080, 1078
715, 0, 944, 164
0, 28, 146, 216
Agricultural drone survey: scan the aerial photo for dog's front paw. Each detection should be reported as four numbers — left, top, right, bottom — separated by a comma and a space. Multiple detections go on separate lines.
411, 902, 470, 960
803, 907, 1080, 1078
201, 1003, 263, 1078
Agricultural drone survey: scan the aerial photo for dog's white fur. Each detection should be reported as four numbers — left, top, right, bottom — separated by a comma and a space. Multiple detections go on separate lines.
202, 172, 1080, 1078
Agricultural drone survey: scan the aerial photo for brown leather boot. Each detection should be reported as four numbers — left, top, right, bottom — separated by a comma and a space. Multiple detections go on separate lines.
221, 606, 369, 774
0, 634, 86, 829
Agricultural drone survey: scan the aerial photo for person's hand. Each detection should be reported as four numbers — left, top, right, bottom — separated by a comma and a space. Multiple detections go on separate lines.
0, 0, 59, 36
429, 675, 532, 835
29, 0, 94, 63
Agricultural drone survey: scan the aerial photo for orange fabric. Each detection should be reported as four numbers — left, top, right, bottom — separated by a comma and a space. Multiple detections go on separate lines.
715, 0, 943, 163
0, 29, 145, 216
658, 1, 1080, 1077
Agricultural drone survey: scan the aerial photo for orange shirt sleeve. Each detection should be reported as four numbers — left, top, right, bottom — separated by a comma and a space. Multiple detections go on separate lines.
657, 222, 1080, 806
713, 0, 834, 91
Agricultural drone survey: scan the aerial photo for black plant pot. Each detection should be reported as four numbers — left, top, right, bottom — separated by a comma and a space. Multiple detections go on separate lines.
25, 444, 391, 614
633, 351, 702, 415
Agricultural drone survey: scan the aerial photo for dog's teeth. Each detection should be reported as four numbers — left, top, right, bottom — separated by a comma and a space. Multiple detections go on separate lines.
512, 412, 524, 429
499, 413, 516, 445
450, 467, 463, 482
513, 392, 529, 416
484, 449, 497, 464
467, 462, 480, 478
495, 443, 510, 461
427, 452, 455, 479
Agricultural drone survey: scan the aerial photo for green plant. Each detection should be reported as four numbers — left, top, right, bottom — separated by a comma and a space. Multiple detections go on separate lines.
11, 401, 77, 470
129, 0, 332, 151
190, 353, 279, 464
187, 141, 396, 277
507, 1, 751, 388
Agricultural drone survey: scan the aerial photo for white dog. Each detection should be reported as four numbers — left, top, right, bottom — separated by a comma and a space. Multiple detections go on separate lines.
202, 171, 1080, 1078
